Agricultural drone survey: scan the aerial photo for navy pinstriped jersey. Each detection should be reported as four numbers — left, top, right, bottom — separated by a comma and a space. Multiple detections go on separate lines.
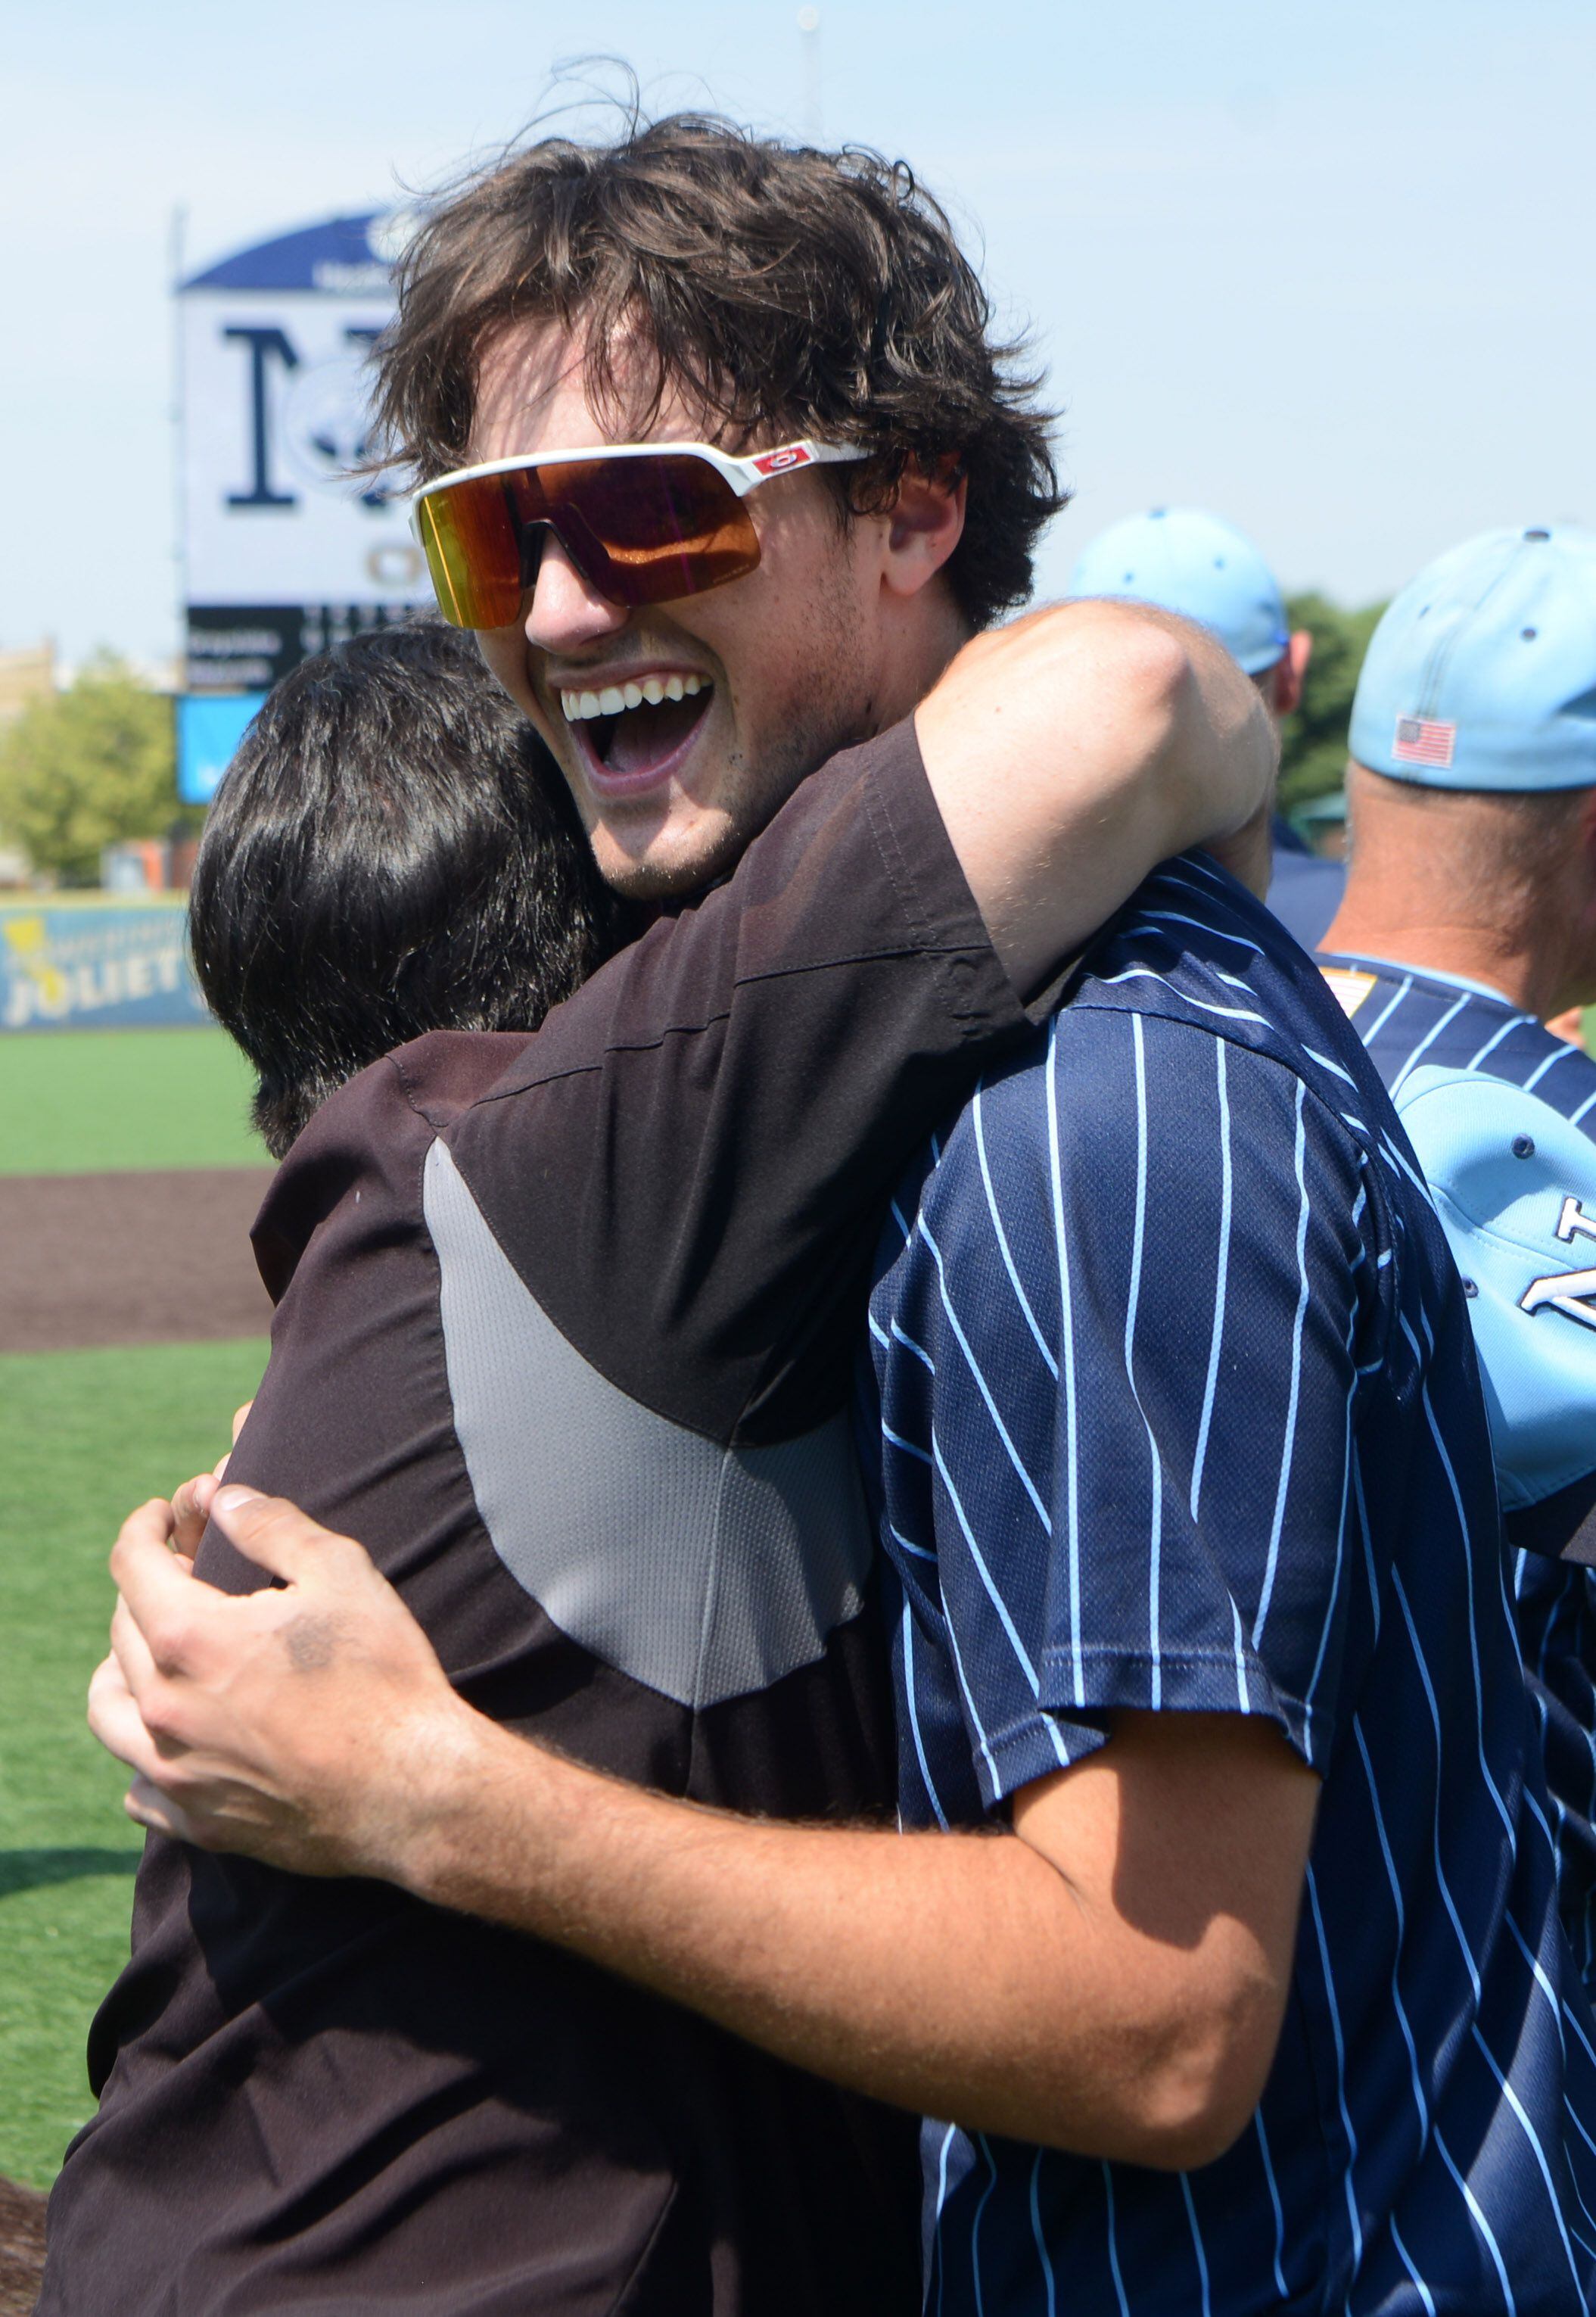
1327, 951, 1596, 1997
863, 858, 1596, 2317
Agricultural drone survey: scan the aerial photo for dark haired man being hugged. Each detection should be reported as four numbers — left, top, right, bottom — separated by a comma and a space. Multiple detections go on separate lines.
190, 621, 621, 1156
68, 116, 1596, 2317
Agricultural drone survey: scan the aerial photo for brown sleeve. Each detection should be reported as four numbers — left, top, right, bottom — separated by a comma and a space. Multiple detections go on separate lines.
431, 716, 1031, 1445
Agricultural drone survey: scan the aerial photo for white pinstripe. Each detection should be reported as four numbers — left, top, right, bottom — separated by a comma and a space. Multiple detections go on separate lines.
1302, 1301, 1361, 1750
1097, 966, 1270, 1026
1045, 1021, 1084, 1708
1178, 2172, 1213, 2317
1353, 1718, 1432, 2147
882, 1419, 934, 1467
935, 1584, 1001, 1798
1100, 2163, 1131, 2317
1130, 906, 1265, 955
1228, 1595, 1251, 1713
929, 1428, 1071, 1770
1304, 1044, 1358, 1087
1389, 991, 1473, 1095
1391, 1567, 1486, 2003
890, 1524, 937, 1566
1253, 1080, 1311, 1652
1466, 1010, 1533, 1072
969, 2136, 999, 2317
932, 2124, 957, 2317
1434, 2128, 1516, 2312
1352, 1453, 1383, 1644
973, 1084, 1057, 1380
1305, 1863, 1366, 2267
1190, 1035, 1233, 1526
890, 1317, 936, 1373
1388, 2215, 1439, 2317
1252, 2113, 1289, 2300
1360, 973, 1415, 1048
900, 1599, 950, 1831
919, 1216, 1053, 1534
1125, 1015, 1164, 1704
1525, 1042, 1579, 1093
1396, 1310, 1517, 1846
1027, 2151, 1058, 2317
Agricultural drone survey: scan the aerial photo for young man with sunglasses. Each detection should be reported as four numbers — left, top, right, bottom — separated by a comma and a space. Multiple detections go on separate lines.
75, 117, 1596, 2316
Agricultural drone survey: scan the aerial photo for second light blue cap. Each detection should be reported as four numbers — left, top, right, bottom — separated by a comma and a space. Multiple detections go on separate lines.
1067, 506, 1290, 675
1351, 524, 1596, 792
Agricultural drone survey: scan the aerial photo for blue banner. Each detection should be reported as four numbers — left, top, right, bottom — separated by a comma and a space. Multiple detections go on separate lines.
178, 692, 266, 805
0, 906, 210, 1031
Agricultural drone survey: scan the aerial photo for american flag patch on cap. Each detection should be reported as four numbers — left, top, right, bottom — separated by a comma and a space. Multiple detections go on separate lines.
1392, 715, 1457, 769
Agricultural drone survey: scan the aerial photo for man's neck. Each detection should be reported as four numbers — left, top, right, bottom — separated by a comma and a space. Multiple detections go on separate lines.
1321, 897, 1551, 1017
876, 597, 973, 740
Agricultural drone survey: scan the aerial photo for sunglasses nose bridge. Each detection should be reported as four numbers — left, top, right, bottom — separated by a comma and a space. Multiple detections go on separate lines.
543, 502, 624, 604
523, 520, 633, 647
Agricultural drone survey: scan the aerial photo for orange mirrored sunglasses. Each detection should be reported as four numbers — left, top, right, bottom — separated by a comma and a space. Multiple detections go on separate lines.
409, 438, 870, 627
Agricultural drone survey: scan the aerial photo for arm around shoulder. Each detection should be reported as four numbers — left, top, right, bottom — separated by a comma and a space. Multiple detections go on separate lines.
914, 600, 1277, 994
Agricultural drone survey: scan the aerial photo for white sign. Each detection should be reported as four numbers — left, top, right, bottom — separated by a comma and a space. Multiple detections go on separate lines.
182, 291, 425, 605
179, 213, 434, 693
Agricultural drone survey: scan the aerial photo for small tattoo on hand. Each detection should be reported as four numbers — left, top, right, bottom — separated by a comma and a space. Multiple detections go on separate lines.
285, 1616, 342, 1671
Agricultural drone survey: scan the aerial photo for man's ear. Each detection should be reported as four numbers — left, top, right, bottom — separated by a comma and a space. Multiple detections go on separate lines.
1571, 788, 1596, 921
1270, 628, 1313, 718
882, 465, 967, 600
1560, 787, 1596, 1015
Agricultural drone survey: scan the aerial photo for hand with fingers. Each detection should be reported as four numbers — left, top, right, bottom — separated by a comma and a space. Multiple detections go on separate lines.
89, 1487, 476, 1883
168, 1398, 254, 1558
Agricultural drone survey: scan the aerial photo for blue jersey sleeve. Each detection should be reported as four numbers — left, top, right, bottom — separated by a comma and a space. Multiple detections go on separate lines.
875, 1008, 1386, 1809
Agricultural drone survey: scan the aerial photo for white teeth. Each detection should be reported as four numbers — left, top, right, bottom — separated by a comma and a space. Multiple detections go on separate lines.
558, 675, 711, 721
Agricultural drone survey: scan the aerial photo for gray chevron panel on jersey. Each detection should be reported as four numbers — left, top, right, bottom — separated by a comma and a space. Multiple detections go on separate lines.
423, 1138, 874, 1708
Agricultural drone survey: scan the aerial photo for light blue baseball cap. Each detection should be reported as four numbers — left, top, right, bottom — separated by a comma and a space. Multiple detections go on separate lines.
1351, 524, 1596, 792
1067, 507, 1290, 675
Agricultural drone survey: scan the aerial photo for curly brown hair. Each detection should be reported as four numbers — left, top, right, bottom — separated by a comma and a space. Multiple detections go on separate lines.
373, 111, 1066, 631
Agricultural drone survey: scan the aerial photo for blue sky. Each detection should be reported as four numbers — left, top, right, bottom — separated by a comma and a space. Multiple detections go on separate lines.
8, 0, 1594, 662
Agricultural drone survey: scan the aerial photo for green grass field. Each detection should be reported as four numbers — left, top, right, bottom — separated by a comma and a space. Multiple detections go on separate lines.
0, 1026, 263, 1177
0, 1337, 269, 2188
0, 1019, 270, 2188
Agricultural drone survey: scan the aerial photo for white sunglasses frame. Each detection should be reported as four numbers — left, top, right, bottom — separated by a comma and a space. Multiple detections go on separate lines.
407, 435, 869, 541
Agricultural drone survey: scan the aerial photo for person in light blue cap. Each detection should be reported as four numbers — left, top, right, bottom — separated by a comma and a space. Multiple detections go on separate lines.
1068, 506, 1345, 945
1320, 522, 1596, 1985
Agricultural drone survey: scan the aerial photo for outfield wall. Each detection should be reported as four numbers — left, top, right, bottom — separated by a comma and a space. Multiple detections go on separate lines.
0, 902, 208, 1031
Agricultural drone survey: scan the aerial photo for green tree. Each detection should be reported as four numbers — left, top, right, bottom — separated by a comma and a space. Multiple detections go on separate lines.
0, 656, 190, 885
1277, 592, 1388, 817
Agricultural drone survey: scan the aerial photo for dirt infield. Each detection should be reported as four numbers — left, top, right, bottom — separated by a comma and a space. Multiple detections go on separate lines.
0, 1171, 275, 1353
0, 2175, 45, 2315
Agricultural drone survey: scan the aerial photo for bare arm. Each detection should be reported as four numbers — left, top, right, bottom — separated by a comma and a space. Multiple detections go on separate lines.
915, 603, 1277, 993
96, 1491, 1316, 2169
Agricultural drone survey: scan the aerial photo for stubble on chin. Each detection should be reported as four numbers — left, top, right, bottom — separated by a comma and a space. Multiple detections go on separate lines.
581, 548, 882, 901
636, 701, 876, 901
708, 596, 884, 879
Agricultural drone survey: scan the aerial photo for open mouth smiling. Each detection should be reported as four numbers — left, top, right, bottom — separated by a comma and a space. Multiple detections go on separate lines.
558, 671, 714, 789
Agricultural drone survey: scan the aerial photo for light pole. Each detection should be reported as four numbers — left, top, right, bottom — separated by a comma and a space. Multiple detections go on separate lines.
798, 6, 822, 143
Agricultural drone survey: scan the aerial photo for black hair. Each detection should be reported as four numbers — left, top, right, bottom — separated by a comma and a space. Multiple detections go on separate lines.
188, 621, 622, 1157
